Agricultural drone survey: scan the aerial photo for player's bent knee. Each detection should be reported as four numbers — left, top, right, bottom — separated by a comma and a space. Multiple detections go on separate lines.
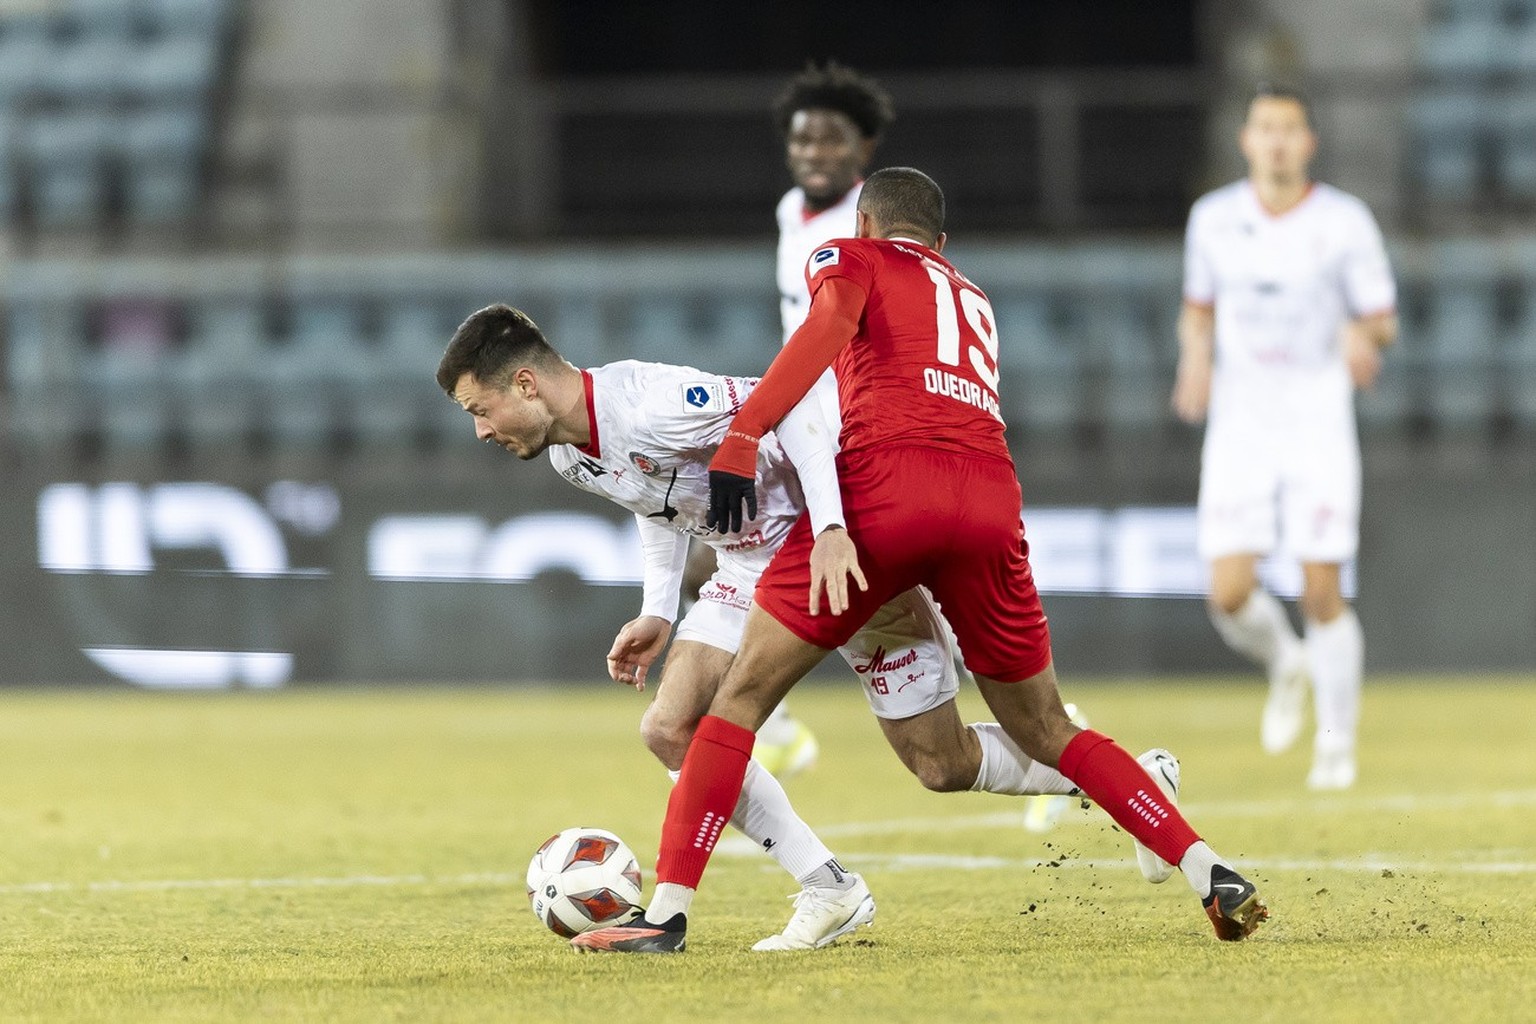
638, 707, 694, 770
908, 754, 974, 793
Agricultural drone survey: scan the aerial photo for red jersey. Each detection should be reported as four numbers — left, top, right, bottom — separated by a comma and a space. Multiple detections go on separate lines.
809, 236, 1009, 462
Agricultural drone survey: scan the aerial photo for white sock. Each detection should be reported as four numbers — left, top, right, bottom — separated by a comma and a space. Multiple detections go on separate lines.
1210, 588, 1302, 670
647, 882, 694, 923
967, 723, 1079, 796
1177, 841, 1231, 899
756, 701, 799, 746
1305, 608, 1363, 754
667, 762, 835, 881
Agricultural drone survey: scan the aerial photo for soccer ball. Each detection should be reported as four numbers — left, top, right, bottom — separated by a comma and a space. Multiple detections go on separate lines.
526, 827, 644, 937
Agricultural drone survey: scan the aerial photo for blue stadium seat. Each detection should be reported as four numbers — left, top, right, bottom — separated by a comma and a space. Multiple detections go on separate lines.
350, 299, 453, 445
120, 35, 221, 99
265, 299, 362, 446
141, 0, 233, 35
67, 0, 142, 37
5, 299, 91, 448
1505, 244, 1536, 428
0, 112, 13, 217
18, 110, 117, 228
1419, 17, 1511, 77
994, 293, 1084, 433
0, 27, 49, 104
1494, 94, 1536, 200
627, 296, 693, 365
119, 106, 206, 223
1409, 91, 1488, 201
32, 36, 133, 101
706, 296, 778, 376
86, 346, 177, 453
176, 298, 265, 447
1422, 243, 1501, 428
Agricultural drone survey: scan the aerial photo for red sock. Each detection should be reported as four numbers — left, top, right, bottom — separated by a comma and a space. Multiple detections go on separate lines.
655, 714, 756, 889
1058, 729, 1200, 867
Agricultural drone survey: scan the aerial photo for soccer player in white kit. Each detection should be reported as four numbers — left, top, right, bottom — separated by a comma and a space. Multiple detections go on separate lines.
437, 304, 1100, 950
1173, 83, 1399, 790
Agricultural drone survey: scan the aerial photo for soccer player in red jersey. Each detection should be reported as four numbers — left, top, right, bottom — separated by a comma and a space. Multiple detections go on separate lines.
572, 168, 1268, 953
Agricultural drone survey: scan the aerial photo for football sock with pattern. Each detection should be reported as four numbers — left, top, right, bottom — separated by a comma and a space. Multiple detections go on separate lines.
656, 714, 755, 893
1305, 608, 1363, 753
968, 722, 1080, 796
1058, 729, 1200, 869
665, 759, 837, 881
1210, 587, 1302, 670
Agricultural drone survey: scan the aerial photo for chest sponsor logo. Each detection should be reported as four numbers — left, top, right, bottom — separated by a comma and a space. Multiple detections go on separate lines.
683, 383, 724, 412
629, 452, 662, 476
808, 246, 840, 276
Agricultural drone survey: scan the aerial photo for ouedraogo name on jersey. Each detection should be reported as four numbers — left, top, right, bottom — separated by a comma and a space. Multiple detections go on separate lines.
804, 237, 1010, 463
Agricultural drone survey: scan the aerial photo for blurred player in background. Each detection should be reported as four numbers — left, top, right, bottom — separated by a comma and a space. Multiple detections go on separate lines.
1173, 83, 1398, 791
574, 168, 1264, 954
438, 304, 1101, 951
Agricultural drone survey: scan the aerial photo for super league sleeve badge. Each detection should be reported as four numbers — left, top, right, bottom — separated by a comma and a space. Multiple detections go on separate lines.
808, 246, 840, 276
681, 382, 725, 412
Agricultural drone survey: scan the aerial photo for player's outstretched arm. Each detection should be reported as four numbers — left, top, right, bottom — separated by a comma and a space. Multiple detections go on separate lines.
606, 615, 672, 690
808, 525, 867, 617
708, 277, 864, 533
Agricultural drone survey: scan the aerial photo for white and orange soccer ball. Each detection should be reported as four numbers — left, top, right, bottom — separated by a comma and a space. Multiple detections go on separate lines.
526, 827, 644, 937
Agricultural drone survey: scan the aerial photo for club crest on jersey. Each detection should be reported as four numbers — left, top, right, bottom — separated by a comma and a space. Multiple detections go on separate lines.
682, 382, 724, 412
808, 246, 840, 276
629, 451, 662, 476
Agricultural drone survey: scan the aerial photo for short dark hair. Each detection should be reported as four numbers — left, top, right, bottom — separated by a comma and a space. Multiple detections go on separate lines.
857, 167, 945, 243
772, 60, 894, 140
436, 304, 561, 395
1248, 81, 1312, 126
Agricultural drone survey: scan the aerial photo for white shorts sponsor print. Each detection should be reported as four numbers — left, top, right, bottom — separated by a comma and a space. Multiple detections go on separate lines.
677, 568, 959, 719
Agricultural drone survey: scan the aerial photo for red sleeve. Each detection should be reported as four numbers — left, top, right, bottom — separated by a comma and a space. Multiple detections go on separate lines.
709, 275, 867, 477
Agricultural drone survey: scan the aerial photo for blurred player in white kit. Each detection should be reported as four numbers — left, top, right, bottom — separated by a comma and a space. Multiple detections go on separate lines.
1173, 83, 1399, 790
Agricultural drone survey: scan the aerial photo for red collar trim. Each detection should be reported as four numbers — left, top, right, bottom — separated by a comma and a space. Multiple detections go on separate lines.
575, 369, 600, 457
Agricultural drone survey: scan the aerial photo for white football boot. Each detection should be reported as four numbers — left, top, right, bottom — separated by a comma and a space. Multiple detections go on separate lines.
1261, 649, 1310, 754
752, 874, 876, 951
1023, 703, 1089, 833
1306, 747, 1357, 791
1133, 749, 1181, 884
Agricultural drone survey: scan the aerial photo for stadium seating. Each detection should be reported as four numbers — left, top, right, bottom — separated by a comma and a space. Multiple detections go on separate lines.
0, 0, 230, 232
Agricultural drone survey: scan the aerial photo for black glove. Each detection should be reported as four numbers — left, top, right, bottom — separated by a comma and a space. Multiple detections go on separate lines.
707, 470, 757, 534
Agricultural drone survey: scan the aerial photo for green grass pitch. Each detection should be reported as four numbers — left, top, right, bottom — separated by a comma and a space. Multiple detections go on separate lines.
0, 676, 1533, 1022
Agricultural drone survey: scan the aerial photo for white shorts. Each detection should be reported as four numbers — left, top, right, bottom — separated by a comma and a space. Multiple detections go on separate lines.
1197, 381, 1360, 563
675, 556, 959, 720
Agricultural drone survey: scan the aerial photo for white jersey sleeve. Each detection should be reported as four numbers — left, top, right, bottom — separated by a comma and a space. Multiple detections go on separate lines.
1182, 196, 1217, 306
772, 389, 844, 536
1339, 201, 1396, 318
634, 512, 689, 621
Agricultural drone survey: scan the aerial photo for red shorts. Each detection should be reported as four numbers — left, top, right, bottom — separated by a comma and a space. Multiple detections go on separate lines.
755, 445, 1052, 682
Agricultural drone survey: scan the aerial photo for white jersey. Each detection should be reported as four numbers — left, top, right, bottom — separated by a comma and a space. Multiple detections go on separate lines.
776, 183, 862, 339
1183, 180, 1395, 562
1184, 180, 1396, 393
547, 361, 803, 614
